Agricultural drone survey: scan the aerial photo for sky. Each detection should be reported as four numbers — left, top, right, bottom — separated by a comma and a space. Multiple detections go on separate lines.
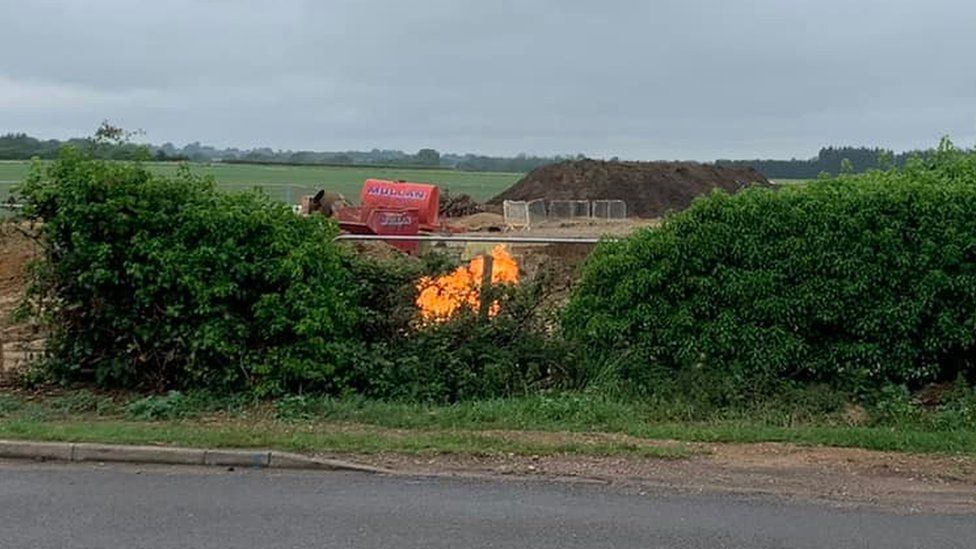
1, 0, 974, 160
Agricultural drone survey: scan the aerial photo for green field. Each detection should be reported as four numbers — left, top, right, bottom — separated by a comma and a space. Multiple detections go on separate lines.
0, 160, 521, 204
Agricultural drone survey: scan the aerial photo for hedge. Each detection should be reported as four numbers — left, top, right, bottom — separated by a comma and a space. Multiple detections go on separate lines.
16, 149, 358, 393
564, 141, 976, 402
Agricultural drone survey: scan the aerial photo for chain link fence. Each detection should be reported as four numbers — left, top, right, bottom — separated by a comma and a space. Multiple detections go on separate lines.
503, 199, 627, 228
502, 199, 548, 229
591, 199, 627, 219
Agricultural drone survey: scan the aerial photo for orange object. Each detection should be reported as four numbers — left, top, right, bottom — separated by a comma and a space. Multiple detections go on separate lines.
416, 245, 519, 321
328, 179, 443, 253
361, 179, 440, 229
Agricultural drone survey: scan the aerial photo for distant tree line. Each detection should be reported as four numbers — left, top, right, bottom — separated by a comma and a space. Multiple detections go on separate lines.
0, 132, 584, 173
448, 153, 585, 172
0, 132, 939, 177
0, 132, 154, 161
716, 146, 928, 179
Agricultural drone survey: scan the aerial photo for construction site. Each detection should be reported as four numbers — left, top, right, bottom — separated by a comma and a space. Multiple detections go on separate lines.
294, 159, 770, 320
1, 158, 768, 374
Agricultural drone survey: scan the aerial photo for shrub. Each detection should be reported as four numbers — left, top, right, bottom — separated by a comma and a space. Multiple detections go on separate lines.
564, 140, 976, 403
341, 254, 574, 403
16, 148, 359, 393
0, 395, 21, 417
125, 391, 191, 420
49, 389, 117, 415
123, 390, 252, 420
16, 146, 569, 401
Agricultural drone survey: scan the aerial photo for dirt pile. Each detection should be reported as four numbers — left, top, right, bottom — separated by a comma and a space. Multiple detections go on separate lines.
451, 212, 506, 232
439, 191, 484, 218
488, 160, 772, 218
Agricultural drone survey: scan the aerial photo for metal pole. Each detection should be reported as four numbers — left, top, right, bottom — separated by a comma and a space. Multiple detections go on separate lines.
478, 253, 494, 320
332, 234, 609, 244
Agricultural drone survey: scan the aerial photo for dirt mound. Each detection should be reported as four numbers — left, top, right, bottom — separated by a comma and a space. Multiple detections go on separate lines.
488, 160, 772, 218
451, 212, 506, 232
439, 191, 484, 218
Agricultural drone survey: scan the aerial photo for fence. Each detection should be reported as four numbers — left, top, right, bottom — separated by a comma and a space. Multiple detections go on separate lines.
591, 200, 627, 219
502, 199, 548, 229
503, 199, 628, 228
548, 200, 591, 219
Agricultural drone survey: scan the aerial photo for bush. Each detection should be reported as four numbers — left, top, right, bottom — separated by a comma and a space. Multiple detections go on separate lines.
124, 390, 252, 420
341, 253, 574, 403
564, 140, 976, 403
16, 148, 359, 393
125, 391, 191, 420
16, 146, 568, 402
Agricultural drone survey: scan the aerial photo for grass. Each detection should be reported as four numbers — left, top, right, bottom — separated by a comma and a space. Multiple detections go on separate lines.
0, 160, 521, 204
270, 394, 976, 454
0, 420, 689, 459
2, 391, 975, 457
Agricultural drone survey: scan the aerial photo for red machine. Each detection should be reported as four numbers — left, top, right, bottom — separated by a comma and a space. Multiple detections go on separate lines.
333, 179, 442, 252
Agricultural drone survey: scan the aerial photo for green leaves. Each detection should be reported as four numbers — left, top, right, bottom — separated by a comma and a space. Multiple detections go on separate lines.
16, 147, 358, 393
565, 143, 976, 401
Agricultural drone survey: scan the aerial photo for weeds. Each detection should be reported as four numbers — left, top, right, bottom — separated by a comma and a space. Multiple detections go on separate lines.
3, 387, 976, 455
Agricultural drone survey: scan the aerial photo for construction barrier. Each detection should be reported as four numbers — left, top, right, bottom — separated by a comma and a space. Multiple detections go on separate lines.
591, 199, 627, 219
504, 199, 628, 227
503, 199, 547, 229
548, 200, 591, 219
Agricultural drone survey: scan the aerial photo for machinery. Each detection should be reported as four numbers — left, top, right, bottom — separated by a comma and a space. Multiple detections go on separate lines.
300, 179, 444, 252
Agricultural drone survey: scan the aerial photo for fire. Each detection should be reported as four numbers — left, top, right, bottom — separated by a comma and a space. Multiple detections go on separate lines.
416, 245, 519, 321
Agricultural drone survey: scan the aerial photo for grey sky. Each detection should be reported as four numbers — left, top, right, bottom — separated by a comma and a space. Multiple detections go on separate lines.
1, 0, 974, 159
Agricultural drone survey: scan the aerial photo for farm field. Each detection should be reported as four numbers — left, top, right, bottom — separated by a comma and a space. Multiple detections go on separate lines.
0, 160, 522, 203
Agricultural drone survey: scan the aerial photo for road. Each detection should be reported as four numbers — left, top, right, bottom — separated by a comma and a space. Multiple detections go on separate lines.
0, 460, 972, 548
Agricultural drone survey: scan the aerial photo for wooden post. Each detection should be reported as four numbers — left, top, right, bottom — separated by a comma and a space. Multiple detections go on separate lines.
478, 253, 494, 320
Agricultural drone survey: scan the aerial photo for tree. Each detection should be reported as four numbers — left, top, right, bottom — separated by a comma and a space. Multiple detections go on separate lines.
416, 148, 441, 166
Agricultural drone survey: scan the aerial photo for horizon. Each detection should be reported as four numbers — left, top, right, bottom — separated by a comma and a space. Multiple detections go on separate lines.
2, 1, 974, 161
2, 129, 962, 164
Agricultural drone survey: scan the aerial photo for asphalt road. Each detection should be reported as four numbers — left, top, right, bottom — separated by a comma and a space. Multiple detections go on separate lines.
0, 460, 972, 549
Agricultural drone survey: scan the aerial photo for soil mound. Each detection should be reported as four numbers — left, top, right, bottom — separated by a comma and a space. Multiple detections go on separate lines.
451, 212, 506, 232
488, 160, 772, 218
439, 191, 484, 218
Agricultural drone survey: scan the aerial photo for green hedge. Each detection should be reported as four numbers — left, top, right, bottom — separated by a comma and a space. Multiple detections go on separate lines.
564, 141, 976, 402
16, 148, 358, 393
14, 148, 567, 401
342, 274, 573, 403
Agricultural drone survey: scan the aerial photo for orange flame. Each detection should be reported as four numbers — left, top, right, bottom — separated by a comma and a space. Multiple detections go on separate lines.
416, 245, 519, 321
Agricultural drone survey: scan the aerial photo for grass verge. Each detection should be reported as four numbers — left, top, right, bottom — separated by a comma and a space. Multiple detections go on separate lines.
0, 419, 690, 459
2, 391, 975, 457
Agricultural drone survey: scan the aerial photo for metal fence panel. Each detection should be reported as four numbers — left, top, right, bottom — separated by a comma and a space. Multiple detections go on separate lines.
591, 200, 627, 219
548, 200, 591, 219
527, 199, 547, 225
507, 198, 627, 226
502, 200, 530, 229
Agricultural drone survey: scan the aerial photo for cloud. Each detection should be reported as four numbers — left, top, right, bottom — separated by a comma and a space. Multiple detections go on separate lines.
1, 0, 974, 158
0, 77, 168, 110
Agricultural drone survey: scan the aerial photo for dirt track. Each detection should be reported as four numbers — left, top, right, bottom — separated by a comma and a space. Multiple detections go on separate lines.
345, 437, 976, 513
